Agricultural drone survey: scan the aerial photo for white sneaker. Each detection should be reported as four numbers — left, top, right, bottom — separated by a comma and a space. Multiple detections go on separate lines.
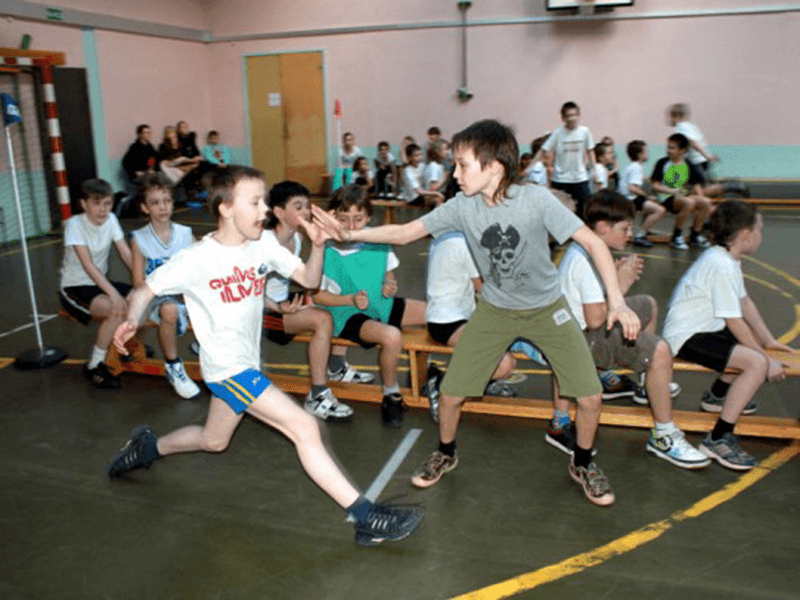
690, 233, 710, 249
327, 363, 375, 384
165, 359, 201, 399
671, 235, 689, 250
646, 429, 710, 469
305, 388, 354, 421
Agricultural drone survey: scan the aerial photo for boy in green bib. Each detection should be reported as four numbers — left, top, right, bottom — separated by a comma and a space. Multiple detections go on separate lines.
313, 185, 427, 427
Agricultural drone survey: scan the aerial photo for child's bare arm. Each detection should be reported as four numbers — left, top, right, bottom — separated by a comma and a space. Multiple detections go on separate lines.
628, 183, 649, 197
73, 245, 126, 306
472, 277, 483, 294
312, 205, 428, 246
650, 180, 679, 195
114, 238, 133, 271
130, 238, 147, 288
313, 289, 368, 310
113, 283, 156, 353
741, 296, 796, 352
583, 301, 607, 330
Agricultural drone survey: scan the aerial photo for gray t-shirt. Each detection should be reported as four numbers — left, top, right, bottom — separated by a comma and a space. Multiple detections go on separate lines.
420, 184, 584, 310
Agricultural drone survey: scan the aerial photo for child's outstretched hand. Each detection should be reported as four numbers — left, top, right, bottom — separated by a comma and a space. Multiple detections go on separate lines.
311, 205, 349, 242
765, 340, 797, 353
353, 290, 369, 310
767, 357, 786, 382
113, 321, 138, 355
297, 213, 332, 247
607, 301, 640, 341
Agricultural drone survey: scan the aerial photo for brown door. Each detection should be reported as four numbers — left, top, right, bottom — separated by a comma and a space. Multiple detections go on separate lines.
246, 52, 327, 193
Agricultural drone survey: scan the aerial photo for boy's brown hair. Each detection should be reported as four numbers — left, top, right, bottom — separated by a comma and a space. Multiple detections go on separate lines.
138, 172, 173, 208
709, 200, 758, 249
81, 178, 113, 201
452, 119, 519, 204
203, 165, 264, 219
328, 184, 373, 217
584, 190, 635, 229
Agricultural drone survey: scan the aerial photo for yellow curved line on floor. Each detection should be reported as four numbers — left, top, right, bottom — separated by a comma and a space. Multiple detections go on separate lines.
744, 255, 800, 289
451, 441, 800, 600
778, 305, 800, 345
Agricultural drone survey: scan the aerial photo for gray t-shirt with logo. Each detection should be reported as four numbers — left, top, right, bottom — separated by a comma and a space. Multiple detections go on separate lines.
420, 183, 584, 310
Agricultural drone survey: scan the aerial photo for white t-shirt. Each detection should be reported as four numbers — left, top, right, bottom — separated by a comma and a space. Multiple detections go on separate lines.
524, 161, 548, 186
541, 125, 595, 183
618, 162, 644, 201
400, 163, 425, 201
557, 242, 605, 331
662, 246, 747, 355
426, 231, 480, 324
264, 230, 302, 303
146, 231, 302, 383
375, 152, 396, 169
339, 146, 362, 169
423, 162, 444, 190
674, 121, 707, 166
592, 163, 609, 192
60, 213, 125, 288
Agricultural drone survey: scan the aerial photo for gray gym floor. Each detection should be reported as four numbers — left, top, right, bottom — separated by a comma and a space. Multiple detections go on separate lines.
0, 203, 798, 599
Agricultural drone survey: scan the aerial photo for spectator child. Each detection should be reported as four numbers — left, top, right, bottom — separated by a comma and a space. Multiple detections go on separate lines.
262, 181, 354, 422
618, 140, 666, 248
552, 190, 708, 469
423, 140, 450, 193
121, 124, 158, 185
338, 132, 362, 170
663, 201, 795, 469
107, 166, 423, 546
59, 179, 133, 389
523, 135, 549, 186
129, 172, 200, 399
312, 119, 641, 506
313, 185, 427, 427
374, 141, 397, 197
202, 130, 232, 166
426, 126, 441, 150
352, 156, 374, 189
158, 126, 195, 185
591, 142, 614, 192
399, 135, 416, 165
599, 136, 619, 190
399, 143, 444, 207
541, 101, 595, 216
651, 133, 712, 250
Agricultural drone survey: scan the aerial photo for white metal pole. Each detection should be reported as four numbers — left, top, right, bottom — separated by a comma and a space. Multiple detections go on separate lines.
4, 125, 45, 353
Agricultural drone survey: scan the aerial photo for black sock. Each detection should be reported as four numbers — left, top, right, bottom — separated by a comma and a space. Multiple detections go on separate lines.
328, 355, 346, 373
438, 440, 457, 457
689, 230, 698, 240
673, 226, 682, 238
573, 445, 593, 469
711, 378, 730, 398
346, 496, 372, 523
310, 384, 327, 397
711, 417, 735, 441
165, 356, 180, 365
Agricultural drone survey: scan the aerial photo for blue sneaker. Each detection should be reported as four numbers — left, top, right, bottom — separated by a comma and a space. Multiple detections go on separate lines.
354, 503, 424, 546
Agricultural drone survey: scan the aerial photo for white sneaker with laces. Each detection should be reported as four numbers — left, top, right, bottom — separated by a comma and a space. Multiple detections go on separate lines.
646, 429, 710, 469
305, 388, 354, 421
671, 235, 689, 250
165, 359, 201, 399
327, 363, 375, 384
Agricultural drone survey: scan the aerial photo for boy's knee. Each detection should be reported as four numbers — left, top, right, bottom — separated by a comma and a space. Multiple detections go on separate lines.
576, 393, 602, 411
202, 432, 232, 453
651, 339, 672, 367
381, 326, 402, 350
159, 303, 178, 323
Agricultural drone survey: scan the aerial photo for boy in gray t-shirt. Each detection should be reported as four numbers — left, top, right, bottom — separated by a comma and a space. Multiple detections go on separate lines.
312, 120, 640, 507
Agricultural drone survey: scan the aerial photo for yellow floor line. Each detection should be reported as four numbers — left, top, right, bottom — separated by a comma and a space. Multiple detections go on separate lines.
451, 441, 800, 600
0, 358, 14, 369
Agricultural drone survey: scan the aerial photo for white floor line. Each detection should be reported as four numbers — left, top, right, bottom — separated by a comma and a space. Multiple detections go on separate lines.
365, 428, 423, 502
0, 314, 58, 339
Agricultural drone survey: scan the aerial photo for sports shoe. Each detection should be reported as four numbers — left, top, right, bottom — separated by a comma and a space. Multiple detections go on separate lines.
305, 388, 353, 422
647, 429, 711, 469
545, 422, 578, 456
84, 362, 121, 389
327, 362, 375, 384
569, 460, 615, 506
632, 234, 653, 248
189, 340, 200, 355
353, 503, 424, 546
598, 370, 637, 400
165, 359, 201, 399
423, 364, 444, 423
700, 432, 757, 470
381, 393, 407, 428
700, 389, 757, 415
671, 235, 689, 250
689, 233, 711, 249
106, 425, 159, 479
484, 380, 517, 397
411, 450, 458, 488
632, 380, 682, 405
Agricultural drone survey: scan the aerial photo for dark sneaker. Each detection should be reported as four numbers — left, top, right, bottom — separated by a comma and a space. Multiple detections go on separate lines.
545, 422, 578, 456
569, 460, 615, 506
106, 425, 159, 479
354, 503, 424, 546
689, 233, 711, 249
484, 380, 518, 397
598, 370, 637, 400
700, 389, 757, 415
411, 451, 458, 488
700, 432, 757, 471
424, 364, 444, 423
632, 235, 653, 248
381, 393, 407, 428
632, 380, 681, 405
84, 362, 121, 389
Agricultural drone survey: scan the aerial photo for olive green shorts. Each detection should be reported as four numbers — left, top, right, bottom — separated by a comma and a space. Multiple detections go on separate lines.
440, 297, 602, 399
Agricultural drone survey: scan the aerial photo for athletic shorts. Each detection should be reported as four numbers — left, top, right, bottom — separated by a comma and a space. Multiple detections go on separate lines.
676, 327, 738, 373
59, 282, 133, 325
661, 195, 681, 215
633, 195, 647, 212
583, 295, 658, 373
148, 296, 189, 336
261, 292, 305, 345
339, 297, 406, 349
551, 180, 591, 217
427, 320, 468, 346
440, 297, 601, 399
206, 368, 271, 414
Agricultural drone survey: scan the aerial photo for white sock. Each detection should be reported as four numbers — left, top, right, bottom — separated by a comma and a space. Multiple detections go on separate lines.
383, 383, 400, 397
87, 345, 107, 369
654, 420, 678, 437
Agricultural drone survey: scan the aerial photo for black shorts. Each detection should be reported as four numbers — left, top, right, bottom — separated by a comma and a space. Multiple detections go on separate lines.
661, 195, 680, 215
551, 180, 591, 217
262, 311, 295, 345
676, 327, 738, 373
405, 195, 425, 207
633, 195, 647, 212
339, 297, 406, 349
59, 282, 132, 325
427, 320, 467, 346
694, 161, 710, 185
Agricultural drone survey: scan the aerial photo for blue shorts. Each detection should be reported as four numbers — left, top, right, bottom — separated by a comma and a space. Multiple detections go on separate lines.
206, 369, 272, 414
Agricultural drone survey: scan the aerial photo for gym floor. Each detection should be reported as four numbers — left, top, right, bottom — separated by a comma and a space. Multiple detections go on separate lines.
0, 202, 798, 599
